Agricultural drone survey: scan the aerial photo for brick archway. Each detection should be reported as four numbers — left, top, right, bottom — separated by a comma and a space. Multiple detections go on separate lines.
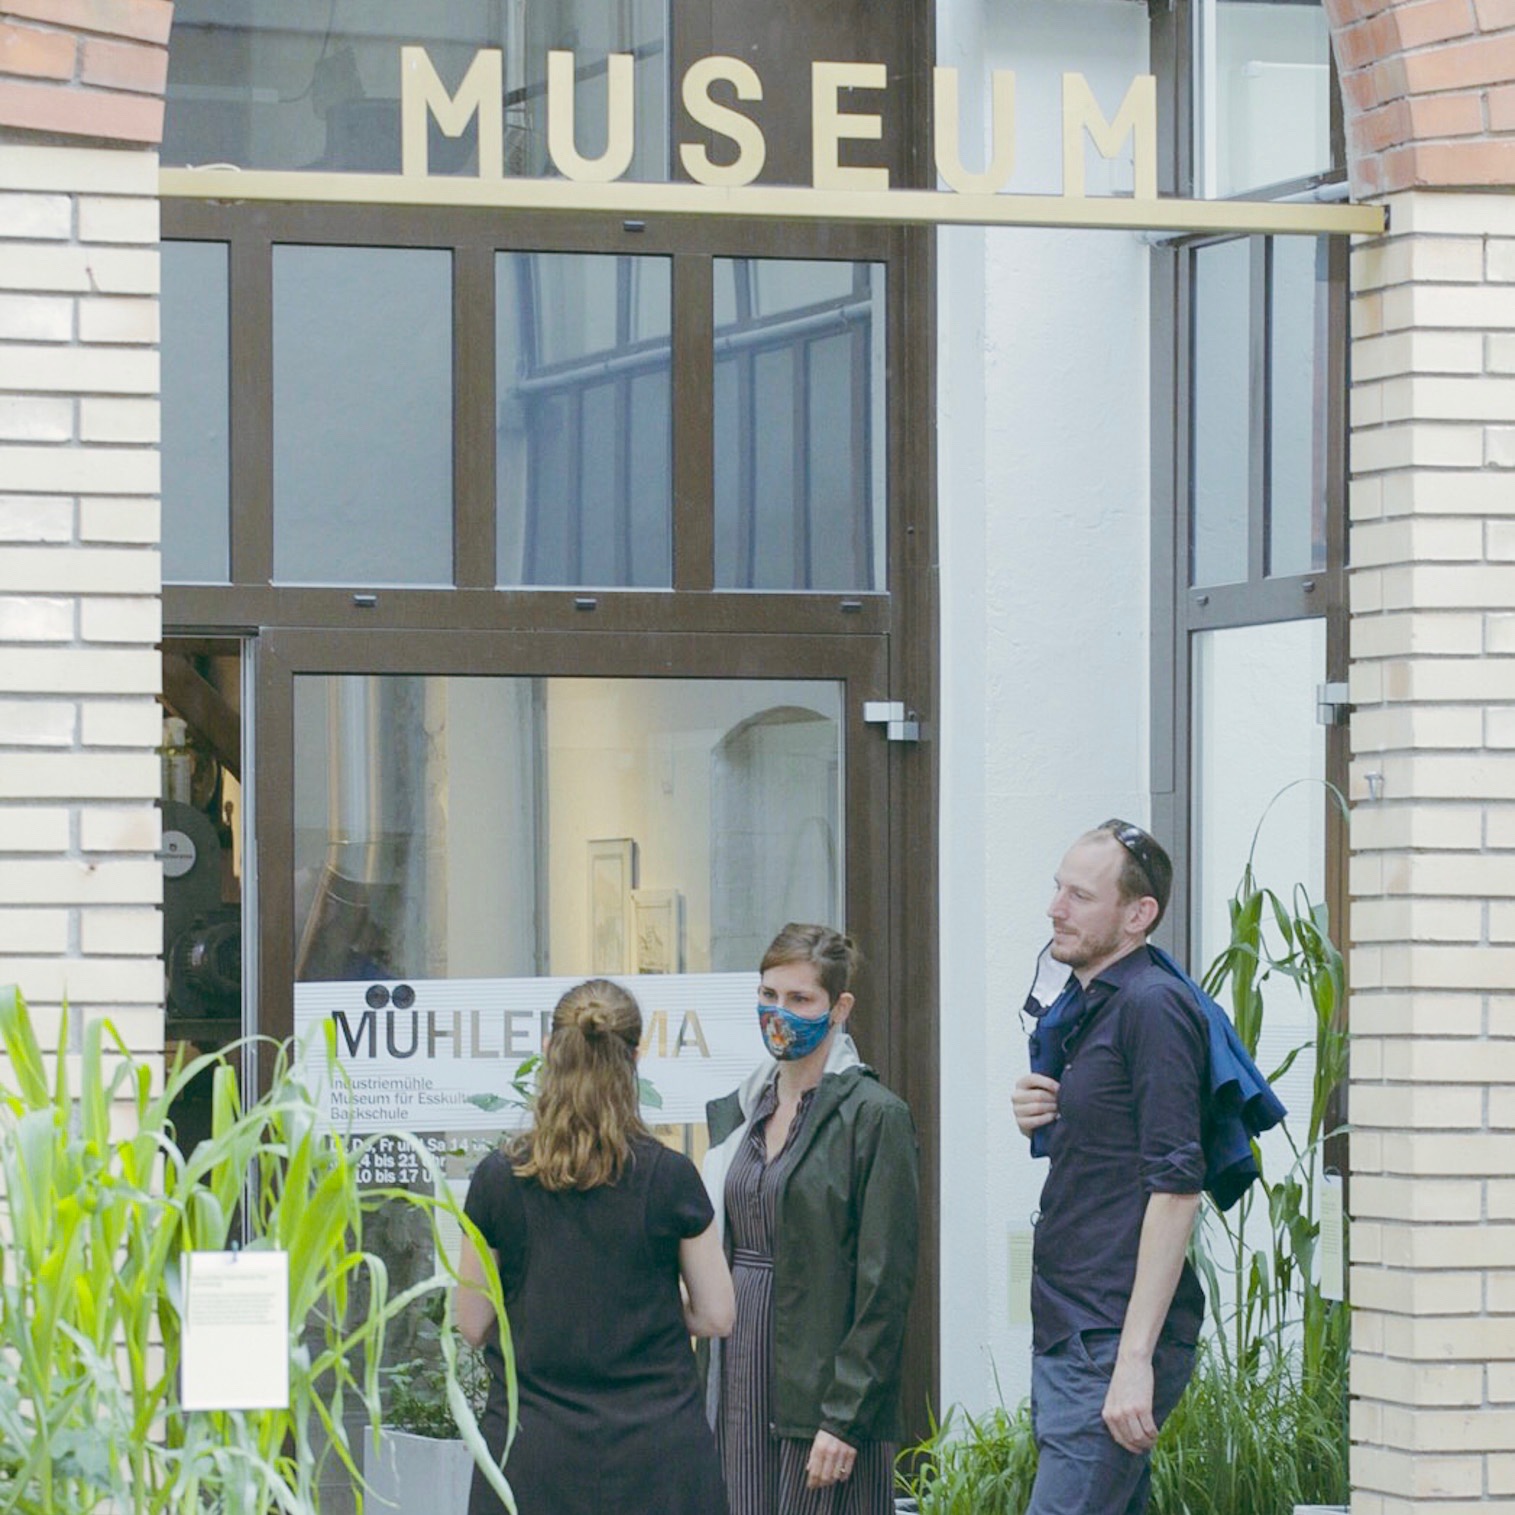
0, 1, 170, 145
1326, 0, 1515, 193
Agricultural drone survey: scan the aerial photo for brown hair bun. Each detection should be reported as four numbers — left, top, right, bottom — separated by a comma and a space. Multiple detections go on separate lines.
578, 1004, 613, 1039
513, 979, 647, 1192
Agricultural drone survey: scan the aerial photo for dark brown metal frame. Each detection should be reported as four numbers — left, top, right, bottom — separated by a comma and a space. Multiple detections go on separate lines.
161, 195, 941, 1424
162, 200, 912, 623
162, 0, 941, 1423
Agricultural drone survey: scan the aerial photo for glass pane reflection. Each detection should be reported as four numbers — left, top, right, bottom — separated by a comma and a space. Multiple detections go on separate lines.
161, 241, 231, 584
714, 259, 886, 592
1199, 0, 1332, 196
273, 245, 453, 586
1269, 236, 1328, 578
1191, 238, 1251, 589
163, 0, 669, 180
496, 253, 672, 587
291, 671, 843, 1310
293, 674, 843, 981
1190, 617, 1327, 1196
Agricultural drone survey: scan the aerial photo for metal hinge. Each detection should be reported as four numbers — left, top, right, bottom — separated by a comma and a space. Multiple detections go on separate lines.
1316, 681, 1351, 726
863, 701, 921, 743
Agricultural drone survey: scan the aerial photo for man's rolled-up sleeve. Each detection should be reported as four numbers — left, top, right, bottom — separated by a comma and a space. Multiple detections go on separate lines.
1123, 980, 1208, 1195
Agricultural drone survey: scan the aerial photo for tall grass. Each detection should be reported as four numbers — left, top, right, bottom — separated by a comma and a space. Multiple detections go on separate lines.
0, 985, 515, 1515
897, 1402, 1037, 1515
1151, 1328, 1348, 1513
899, 1323, 1348, 1515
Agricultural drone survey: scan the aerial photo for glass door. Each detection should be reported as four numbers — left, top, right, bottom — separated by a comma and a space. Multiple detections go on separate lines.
255, 627, 893, 1163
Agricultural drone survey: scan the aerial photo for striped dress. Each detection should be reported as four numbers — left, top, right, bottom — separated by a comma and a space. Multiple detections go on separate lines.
717, 1079, 897, 1515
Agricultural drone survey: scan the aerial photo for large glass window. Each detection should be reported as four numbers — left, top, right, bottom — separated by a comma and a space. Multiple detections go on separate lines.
1195, 0, 1333, 197
1155, 217, 1346, 992
1190, 617, 1327, 1172
294, 674, 842, 983
714, 260, 887, 592
163, 0, 669, 179
1192, 618, 1326, 966
288, 670, 846, 1411
272, 245, 454, 586
497, 254, 672, 587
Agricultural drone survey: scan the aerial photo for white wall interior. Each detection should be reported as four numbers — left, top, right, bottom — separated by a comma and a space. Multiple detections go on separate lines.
937, 0, 1153, 1416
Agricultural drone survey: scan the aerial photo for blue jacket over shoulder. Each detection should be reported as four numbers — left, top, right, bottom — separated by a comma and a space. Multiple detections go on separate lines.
1026, 942, 1286, 1211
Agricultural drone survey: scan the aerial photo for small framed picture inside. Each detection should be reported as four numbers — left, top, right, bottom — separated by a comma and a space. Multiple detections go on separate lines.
633, 888, 685, 975
587, 838, 639, 974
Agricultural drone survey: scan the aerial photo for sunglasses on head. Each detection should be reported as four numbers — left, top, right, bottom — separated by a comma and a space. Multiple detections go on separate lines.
1100, 818, 1165, 904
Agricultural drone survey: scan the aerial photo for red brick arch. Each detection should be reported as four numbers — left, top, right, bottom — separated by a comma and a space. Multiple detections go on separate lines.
1325, 0, 1515, 195
0, 0, 170, 146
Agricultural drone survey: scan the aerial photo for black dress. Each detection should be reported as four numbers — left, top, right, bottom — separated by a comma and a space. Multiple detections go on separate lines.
464, 1138, 729, 1515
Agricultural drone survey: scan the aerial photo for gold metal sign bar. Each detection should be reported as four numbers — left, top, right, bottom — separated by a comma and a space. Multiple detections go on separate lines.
159, 168, 1386, 237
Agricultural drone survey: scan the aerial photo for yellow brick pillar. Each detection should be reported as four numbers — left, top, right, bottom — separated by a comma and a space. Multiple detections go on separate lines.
1347, 193, 1515, 1512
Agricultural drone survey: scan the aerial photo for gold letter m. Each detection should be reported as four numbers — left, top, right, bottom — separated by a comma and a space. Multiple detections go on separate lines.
401, 46, 503, 179
1061, 73, 1156, 200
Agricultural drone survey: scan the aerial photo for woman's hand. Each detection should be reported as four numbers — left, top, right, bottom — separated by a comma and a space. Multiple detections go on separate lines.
805, 1429, 857, 1489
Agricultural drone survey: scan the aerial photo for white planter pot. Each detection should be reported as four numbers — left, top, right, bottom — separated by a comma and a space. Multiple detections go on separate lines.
364, 1426, 475, 1515
1292, 1507, 1349, 1514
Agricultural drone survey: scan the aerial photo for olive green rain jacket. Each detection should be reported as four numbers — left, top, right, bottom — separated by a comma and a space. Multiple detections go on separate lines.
701, 1036, 919, 1446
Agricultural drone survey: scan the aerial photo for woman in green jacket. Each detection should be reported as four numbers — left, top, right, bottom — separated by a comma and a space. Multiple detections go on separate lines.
703, 923, 919, 1515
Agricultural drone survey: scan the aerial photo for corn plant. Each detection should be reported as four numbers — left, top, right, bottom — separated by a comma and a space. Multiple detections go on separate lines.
1193, 780, 1349, 1394
0, 985, 516, 1515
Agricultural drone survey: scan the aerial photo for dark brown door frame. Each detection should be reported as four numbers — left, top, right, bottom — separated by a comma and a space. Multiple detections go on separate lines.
166, 188, 940, 1434
251, 619, 939, 1427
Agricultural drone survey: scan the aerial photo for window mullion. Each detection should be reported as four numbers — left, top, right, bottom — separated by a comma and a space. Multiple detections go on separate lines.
672, 254, 715, 592
228, 224, 273, 589
1249, 236, 1269, 583
454, 240, 496, 591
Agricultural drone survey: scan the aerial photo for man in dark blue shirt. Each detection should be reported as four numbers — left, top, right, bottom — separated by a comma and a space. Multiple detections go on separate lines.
1012, 821, 1207, 1514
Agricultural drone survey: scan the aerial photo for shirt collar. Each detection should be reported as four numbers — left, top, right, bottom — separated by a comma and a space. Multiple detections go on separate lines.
1086, 941, 1154, 998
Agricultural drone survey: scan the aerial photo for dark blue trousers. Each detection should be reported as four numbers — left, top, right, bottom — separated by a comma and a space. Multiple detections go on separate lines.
1025, 1330, 1195, 1515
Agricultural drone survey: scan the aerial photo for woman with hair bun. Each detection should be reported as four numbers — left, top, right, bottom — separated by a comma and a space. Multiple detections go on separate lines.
704, 925, 919, 1515
458, 978, 733, 1515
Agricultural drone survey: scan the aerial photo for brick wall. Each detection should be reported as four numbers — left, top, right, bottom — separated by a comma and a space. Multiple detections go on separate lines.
1326, 0, 1515, 195
0, 1, 170, 146
0, 0, 167, 1055
1348, 191, 1515, 1512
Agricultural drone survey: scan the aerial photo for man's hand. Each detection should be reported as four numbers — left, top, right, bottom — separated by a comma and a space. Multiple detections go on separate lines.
1012, 1073, 1060, 1138
805, 1429, 856, 1489
1102, 1352, 1158, 1453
